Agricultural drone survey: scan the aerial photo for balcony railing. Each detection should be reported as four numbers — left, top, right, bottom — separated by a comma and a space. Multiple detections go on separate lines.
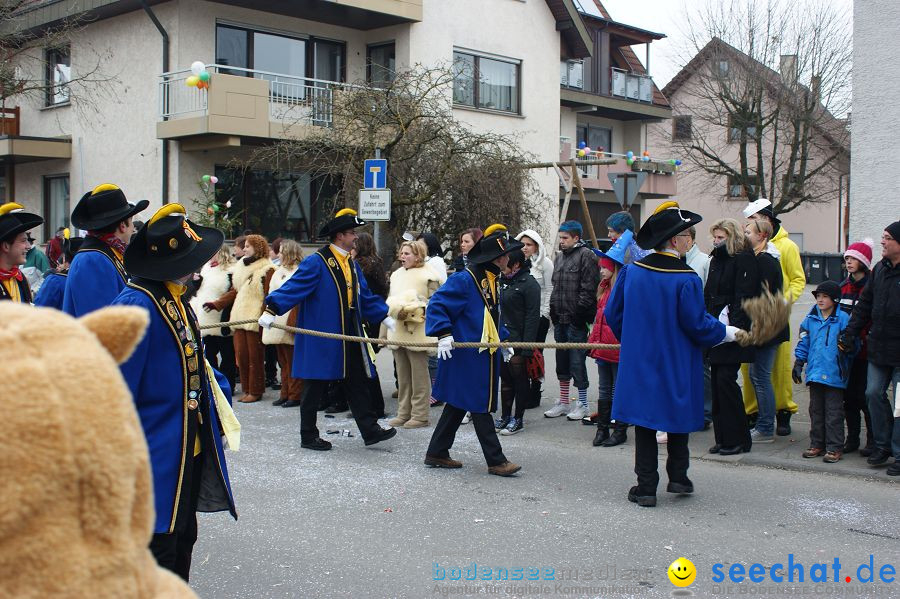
610, 68, 653, 103
560, 60, 584, 90
0, 107, 20, 136
159, 64, 361, 127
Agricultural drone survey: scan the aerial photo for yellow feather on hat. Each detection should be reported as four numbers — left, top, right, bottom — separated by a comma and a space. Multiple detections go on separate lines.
336, 208, 357, 217
484, 223, 507, 236
653, 201, 680, 215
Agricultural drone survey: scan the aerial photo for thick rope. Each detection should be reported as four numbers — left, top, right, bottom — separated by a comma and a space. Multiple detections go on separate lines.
201, 319, 620, 351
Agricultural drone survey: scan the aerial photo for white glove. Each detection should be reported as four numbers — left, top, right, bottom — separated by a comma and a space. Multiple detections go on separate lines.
502, 347, 514, 362
437, 335, 454, 360
258, 312, 275, 329
718, 305, 730, 325
383, 316, 397, 332
723, 325, 739, 344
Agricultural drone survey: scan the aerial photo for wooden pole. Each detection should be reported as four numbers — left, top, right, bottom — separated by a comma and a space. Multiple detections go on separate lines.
570, 158, 599, 248
520, 158, 617, 169
550, 168, 576, 261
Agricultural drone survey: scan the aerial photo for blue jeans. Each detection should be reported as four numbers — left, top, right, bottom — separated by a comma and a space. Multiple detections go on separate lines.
554, 323, 589, 390
865, 363, 900, 457
748, 345, 778, 435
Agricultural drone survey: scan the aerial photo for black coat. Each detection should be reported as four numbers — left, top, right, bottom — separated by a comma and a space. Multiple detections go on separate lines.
705, 246, 760, 364
755, 249, 790, 346
500, 267, 541, 357
843, 258, 900, 366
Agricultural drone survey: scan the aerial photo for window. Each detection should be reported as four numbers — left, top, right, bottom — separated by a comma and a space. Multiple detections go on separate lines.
728, 113, 759, 142
453, 50, 520, 114
672, 115, 692, 141
576, 123, 612, 154
368, 42, 395, 86
45, 46, 70, 106
715, 59, 730, 79
43, 175, 69, 238
727, 174, 760, 198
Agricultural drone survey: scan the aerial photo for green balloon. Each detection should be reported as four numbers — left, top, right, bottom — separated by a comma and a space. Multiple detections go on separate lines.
212, 204, 220, 212
199, 71, 211, 83
202, 175, 211, 182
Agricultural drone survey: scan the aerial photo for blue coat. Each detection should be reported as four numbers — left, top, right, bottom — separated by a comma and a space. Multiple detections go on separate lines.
606, 253, 725, 433
33, 272, 66, 309
426, 266, 509, 413
63, 239, 128, 316
795, 306, 853, 389
265, 246, 388, 380
113, 280, 236, 534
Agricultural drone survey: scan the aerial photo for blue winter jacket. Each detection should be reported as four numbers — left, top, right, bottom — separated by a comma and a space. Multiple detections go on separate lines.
795, 306, 854, 389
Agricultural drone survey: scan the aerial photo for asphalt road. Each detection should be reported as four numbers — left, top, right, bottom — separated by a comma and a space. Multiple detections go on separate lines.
189, 287, 900, 599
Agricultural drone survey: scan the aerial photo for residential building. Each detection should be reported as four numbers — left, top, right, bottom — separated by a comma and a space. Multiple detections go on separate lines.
2, 0, 591, 242
648, 38, 850, 253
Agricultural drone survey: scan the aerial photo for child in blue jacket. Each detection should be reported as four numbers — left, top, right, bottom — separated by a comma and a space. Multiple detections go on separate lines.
793, 281, 854, 463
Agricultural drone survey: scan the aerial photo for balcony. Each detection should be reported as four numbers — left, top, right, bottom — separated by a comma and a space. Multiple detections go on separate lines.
0, 107, 72, 164
157, 65, 360, 149
610, 68, 653, 103
558, 139, 676, 198
560, 61, 669, 120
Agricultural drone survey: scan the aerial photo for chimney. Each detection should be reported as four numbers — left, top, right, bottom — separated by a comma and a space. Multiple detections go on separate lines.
779, 54, 798, 84
810, 75, 822, 102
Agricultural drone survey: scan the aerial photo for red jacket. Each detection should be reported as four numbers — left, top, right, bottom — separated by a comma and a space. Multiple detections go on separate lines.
589, 283, 620, 363
840, 274, 869, 359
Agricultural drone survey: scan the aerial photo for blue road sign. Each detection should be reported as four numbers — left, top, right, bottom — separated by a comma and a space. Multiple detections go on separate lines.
364, 159, 387, 189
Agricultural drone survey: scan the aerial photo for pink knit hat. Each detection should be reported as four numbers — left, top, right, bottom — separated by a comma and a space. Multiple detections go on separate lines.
844, 238, 874, 270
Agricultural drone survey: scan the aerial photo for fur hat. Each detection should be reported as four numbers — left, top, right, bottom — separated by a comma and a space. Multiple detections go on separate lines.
844, 238, 874, 270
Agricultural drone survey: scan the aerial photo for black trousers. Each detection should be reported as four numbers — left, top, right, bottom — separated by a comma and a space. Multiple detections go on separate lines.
265, 344, 278, 382
427, 403, 507, 467
500, 356, 530, 420
368, 373, 386, 418
711, 362, 751, 449
845, 357, 873, 446
634, 425, 690, 495
204, 335, 236, 390
149, 452, 203, 582
300, 345, 381, 443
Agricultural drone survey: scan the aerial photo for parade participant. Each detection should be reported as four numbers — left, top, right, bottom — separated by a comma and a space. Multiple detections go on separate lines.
46, 226, 66, 268
204, 234, 275, 404
259, 208, 397, 451
606, 202, 739, 507
515, 229, 554, 408
839, 221, 900, 474
0, 202, 43, 303
417, 231, 448, 284
451, 228, 483, 272
684, 225, 713, 429
706, 218, 760, 456
113, 204, 237, 581
24, 231, 51, 274
190, 245, 237, 390
354, 232, 389, 417
262, 240, 304, 408
423, 224, 522, 476
34, 236, 84, 310
545, 220, 600, 421
587, 230, 631, 447
496, 248, 540, 435
742, 197, 805, 435
838, 238, 875, 455
63, 183, 148, 316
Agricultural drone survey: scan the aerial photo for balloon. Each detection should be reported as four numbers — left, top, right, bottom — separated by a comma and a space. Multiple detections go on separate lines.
199, 71, 211, 83
626, 151, 634, 159
207, 207, 214, 216
669, 159, 676, 165
190, 61, 206, 76
210, 176, 218, 184
196, 80, 207, 90
578, 141, 586, 149
584, 147, 591, 155
225, 200, 232, 209
186, 76, 199, 87
202, 175, 211, 183
642, 150, 650, 157
675, 160, 682, 166
577, 149, 586, 157
643, 155, 650, 162
212, 204, 220, 212
627, 158, 634, 166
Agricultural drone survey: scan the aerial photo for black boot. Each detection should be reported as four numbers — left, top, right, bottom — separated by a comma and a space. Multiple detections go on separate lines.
844, 414, 862, 453
776, 410, 792, 436
746, 412, 758, 430
860, 408, 875, 456
601, 424, 627, 447
593, 426, 610, 447
526, 379, 542, 409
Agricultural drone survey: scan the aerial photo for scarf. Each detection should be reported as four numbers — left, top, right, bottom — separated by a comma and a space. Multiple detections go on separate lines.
0, 267, 23, 282
87, 231, 128, 257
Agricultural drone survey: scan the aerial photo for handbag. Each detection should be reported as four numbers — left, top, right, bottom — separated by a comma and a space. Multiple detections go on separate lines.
526, 349, 545, 380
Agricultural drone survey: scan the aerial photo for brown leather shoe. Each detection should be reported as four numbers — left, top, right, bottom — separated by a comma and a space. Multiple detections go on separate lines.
239, 395, 261, 403
424, 455, 462, 468
488, 461, 521, 477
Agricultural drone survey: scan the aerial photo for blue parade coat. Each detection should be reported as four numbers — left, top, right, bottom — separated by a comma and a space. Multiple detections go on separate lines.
265, 246, 388, 380
63, 239, 128, 316
33, 272, 66, 309
113, 281, 236, 534
426, 266, 509, 413
605, 253, 725, 433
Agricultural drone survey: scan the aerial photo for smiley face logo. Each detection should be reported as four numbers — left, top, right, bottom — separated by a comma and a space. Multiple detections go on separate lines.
668, 558, 696, 587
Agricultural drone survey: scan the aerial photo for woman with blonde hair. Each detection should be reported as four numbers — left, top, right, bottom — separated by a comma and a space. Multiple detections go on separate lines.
387, 239, 440, 428
263, 240, 304, 407
190, 244, 237, 389
704, 218, 761, 455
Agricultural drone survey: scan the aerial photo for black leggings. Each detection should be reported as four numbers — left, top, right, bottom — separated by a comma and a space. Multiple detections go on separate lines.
501, 356, 530, 420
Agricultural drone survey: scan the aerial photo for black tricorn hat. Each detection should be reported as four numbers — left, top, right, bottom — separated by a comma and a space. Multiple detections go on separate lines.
124, 204, 223, 281
467, 224, 524, 265
319, 208, 366, 238
71, 184, 149, 231
0, 202, 44, 243
635, 201, 703, 250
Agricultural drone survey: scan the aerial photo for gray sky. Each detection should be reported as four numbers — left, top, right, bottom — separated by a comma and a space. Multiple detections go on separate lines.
598, 0, 854, 89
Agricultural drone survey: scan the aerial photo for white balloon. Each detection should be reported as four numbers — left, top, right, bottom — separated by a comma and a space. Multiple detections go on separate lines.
190, 61, 206, 76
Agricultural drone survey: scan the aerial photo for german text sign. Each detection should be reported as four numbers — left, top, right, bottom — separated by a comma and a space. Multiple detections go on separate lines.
359, 189, 391, 221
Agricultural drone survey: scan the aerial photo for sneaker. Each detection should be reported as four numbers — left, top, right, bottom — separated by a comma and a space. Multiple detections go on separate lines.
494, 416, 510, 432
566, 404, 589, 421
501, 418, 523, 435
461, 412, 471, 424
656, 431, 668, 444
543, 401, 571, 418
750, 428, 775, 444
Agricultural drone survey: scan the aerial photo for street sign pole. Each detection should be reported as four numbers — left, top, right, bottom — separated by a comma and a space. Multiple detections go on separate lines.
374, 148, 384, 254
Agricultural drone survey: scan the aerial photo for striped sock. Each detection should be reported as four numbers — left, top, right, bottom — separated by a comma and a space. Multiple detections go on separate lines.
578, 387, 588, 408
559, 380, 570, 404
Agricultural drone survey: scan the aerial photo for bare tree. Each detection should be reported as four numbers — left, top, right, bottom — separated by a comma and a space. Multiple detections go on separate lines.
0, 1, 116, 116
246, 64, 541, 246
669, 0, 850, 215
